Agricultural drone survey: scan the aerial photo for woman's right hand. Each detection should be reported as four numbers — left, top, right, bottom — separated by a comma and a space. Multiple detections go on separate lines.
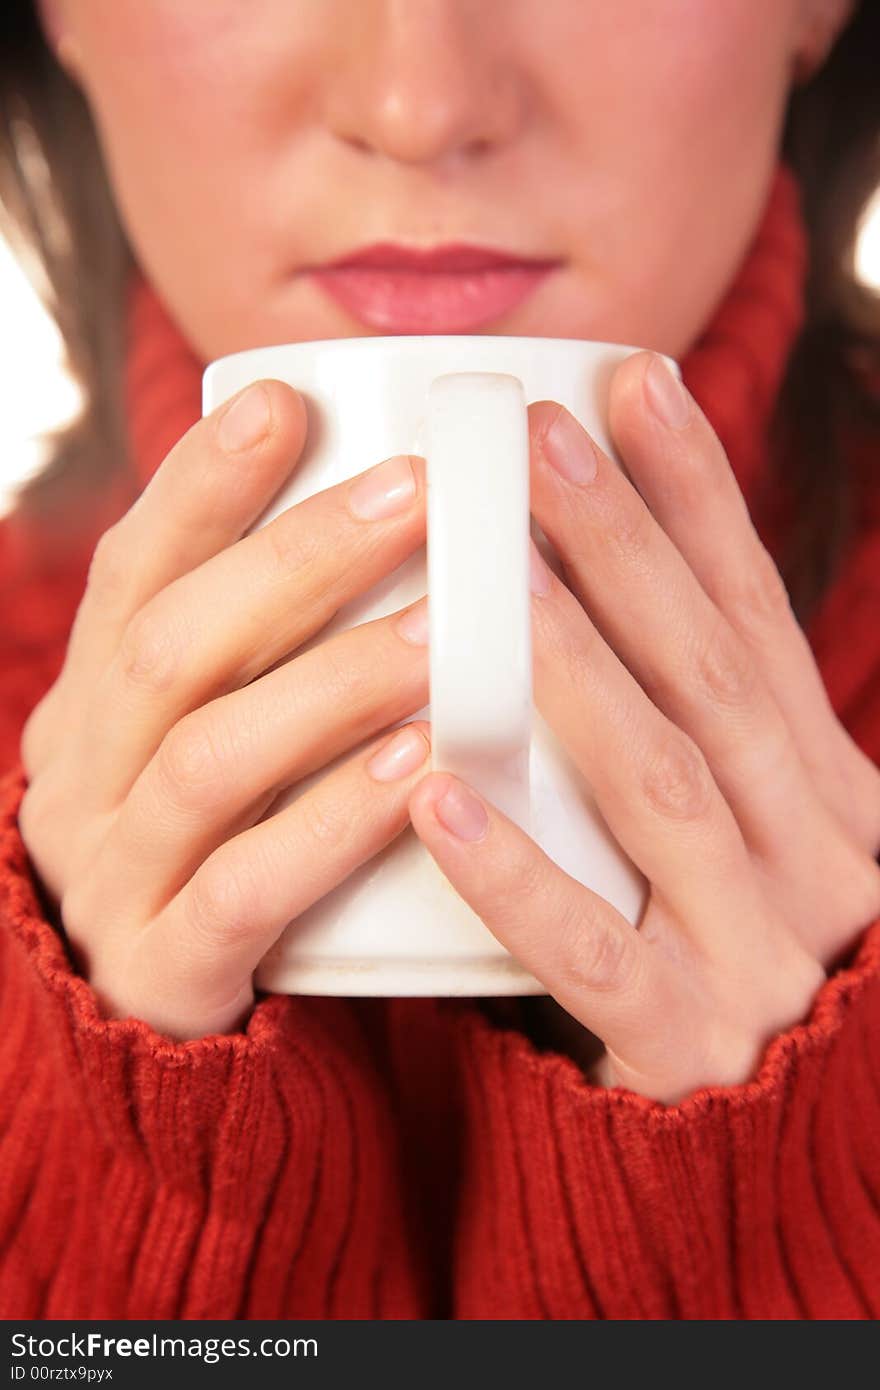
17, 380, 432, 1040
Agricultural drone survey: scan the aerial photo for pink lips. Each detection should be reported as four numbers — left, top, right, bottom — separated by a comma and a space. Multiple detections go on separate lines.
307, 242, 561, 334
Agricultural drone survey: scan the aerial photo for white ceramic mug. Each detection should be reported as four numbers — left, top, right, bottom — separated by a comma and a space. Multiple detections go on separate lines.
203, 336, 678, 996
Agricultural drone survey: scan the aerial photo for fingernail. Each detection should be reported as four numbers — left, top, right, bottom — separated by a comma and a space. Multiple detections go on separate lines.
541, 406, 598, 485
217, 383, 271, 452
367, 725, 429, 782
529, 539, 552, 596
395, 596, 429, 645
435, 779, 489, 842
644, 354, 691, 430
349, 455, 417, 520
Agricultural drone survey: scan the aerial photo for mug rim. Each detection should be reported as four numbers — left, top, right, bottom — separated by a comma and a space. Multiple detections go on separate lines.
206, 334, 680, 378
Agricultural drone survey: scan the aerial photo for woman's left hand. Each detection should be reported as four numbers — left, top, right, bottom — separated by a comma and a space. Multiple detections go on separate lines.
408, 351, 880, 1103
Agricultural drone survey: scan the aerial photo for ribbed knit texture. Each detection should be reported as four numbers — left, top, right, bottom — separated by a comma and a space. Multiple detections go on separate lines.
2, 163, 880, 1318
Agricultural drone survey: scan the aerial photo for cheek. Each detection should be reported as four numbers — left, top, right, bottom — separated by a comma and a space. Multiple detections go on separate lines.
541, 0, 796, 172
71, 3, 305, 200
532, 1, 799, 351
69, 2, 311, 291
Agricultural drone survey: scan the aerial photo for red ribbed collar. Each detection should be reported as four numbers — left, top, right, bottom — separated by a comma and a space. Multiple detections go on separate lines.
125, 165, 807, 519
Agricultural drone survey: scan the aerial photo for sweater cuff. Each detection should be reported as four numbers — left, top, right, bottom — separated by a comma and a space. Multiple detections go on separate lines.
450, 915, 880, 1320
0, 762, 415, 1318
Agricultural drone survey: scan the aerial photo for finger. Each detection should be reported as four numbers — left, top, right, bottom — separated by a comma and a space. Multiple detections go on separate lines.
408, 770, 684, 1077
606, 351, 879, 845
526, 538, 780, 953
62, 381, 307, 693
89, 596, 429, 921
408, 771, 825, 1101
76, 452, 426, 811
528, 541, 871, 963
25, 382, 307, 775
118, 720, 432, 1040
527, 396, 829, 865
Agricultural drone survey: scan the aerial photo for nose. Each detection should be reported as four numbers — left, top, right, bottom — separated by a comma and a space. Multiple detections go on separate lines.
321, 0, 527, 167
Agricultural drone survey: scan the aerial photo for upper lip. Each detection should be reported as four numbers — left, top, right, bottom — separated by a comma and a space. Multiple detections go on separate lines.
313, 241, 561, 272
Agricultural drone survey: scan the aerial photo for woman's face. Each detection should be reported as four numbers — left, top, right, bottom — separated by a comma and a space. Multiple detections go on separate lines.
49, 1, 851, 363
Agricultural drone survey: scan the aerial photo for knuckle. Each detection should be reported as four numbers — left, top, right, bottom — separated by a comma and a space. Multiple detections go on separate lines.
693, 623, 758, 710
317, 640, 376, 716
20, 698, 52, 779
730, 545, 792, 633
21, 774, 103, 910
156, 716, 229, 812
642, 733, 715, 822
567, 913, 639, 995
603, 494, 654, 570
119, 606, 180, 693
845, 853, 880, 927
86, 524, 131, 609
552, 601, 603, 674
18, 773, 64, 854
473, 849, 547, 940
502, 845, 548, 911
261, 508, 322, 577
824, 735, 880, 857
186, 855, 255, 950
299, 792, 350, 854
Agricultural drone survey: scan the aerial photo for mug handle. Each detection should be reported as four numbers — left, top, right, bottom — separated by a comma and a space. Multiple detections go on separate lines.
424, 373, 532, 834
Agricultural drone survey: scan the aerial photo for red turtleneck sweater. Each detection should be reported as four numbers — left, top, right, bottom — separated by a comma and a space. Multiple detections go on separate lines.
2, 166, 880, 1320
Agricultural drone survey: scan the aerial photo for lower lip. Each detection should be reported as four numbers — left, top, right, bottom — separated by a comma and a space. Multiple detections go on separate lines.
307, 264, 557, 334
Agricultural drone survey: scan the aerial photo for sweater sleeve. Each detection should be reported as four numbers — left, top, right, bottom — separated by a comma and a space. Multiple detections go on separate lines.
0, 521, 426, 1321
448, 922, 880, 1319
0, 761, 423, 1320
447, 518, 880, 1322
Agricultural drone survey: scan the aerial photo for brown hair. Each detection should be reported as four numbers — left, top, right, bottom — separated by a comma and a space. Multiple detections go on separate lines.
1, 2, 879, 623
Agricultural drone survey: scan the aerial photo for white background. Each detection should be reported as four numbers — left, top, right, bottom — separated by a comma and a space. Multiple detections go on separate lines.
2, 189, 880, 516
